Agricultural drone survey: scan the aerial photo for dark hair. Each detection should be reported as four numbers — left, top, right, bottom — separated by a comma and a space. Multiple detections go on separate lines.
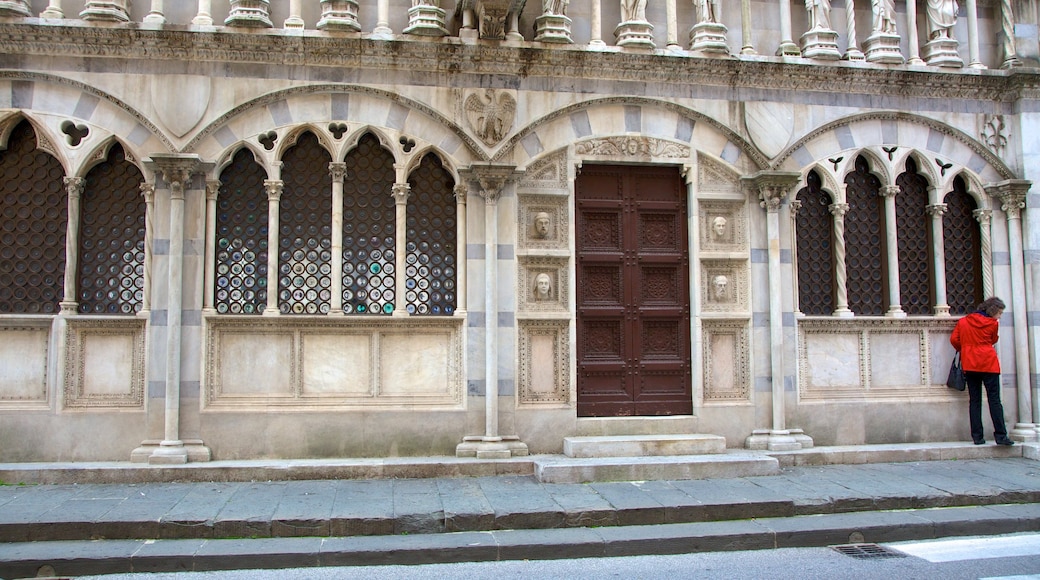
978, 296, 1006, 317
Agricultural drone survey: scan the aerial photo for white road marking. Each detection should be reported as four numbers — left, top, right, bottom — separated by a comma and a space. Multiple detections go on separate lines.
884, 533, 1040, 563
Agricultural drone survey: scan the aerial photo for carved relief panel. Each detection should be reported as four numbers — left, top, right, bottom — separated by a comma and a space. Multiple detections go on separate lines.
701, 319, 751, 403
518, 256, 569, 313
518, 319, 570, 405
700, 259, 748, 312
517, 194, 568, 250
63, 318, 146, 410
699, 200, 747, 253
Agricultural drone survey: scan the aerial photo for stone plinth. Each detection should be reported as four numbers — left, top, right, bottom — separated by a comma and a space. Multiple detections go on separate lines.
615, 21, 654, 49
456, 436, 529, 459
318, 0, 362, 32
563, 434, 726, 458
404, 3, 448, 36
800, 29, 841, 60
535, 453, 779, 483
689, 21, 729, 55
923, 37, 963, 68
535, 14, 573, 44
863, 32, 904, 64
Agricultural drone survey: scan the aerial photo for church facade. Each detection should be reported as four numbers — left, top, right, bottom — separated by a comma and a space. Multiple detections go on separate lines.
1, 0, 1039, 463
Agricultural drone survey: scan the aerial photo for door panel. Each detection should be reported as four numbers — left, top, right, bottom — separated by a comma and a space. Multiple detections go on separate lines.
576, 165, 692, 417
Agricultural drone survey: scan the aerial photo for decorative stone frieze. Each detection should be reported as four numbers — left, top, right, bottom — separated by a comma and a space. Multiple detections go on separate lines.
575, 136, 689, 159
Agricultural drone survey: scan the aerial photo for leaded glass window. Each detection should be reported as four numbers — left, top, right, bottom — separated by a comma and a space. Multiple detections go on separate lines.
0, 120, 67, 314
796, 170, 834, 315
895, 157, 932, 316
279, 132, 333, 314
77, 143, 145, 314
216, 148, 268, 314
342, 133, 396, 315
944, 177, 981, 315
406, 153, 457, 315
844, 155, 885, 316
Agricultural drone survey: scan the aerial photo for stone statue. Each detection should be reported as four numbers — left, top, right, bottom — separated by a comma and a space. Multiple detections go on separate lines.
711, 275, 728, 301
542, 0, 569, 16
871, 0, 897, 34
533, 212, 552, 239
926, 0, 959, 40
621, 0, 647, 22
805, 0, 831, 30
711, 216, 728, 241
534, 273, 553, 301
695, 0, 721, 24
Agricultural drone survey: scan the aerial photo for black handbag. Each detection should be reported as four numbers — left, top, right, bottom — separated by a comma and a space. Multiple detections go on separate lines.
947, 352, 966, 391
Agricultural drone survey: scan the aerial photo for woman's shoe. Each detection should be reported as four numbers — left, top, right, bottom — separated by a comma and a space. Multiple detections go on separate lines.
996, 438, 1015, 446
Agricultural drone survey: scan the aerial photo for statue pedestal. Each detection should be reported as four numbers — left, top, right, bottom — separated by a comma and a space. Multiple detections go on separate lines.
0, 1, 31, 17
404, 3, 448, 36
689, 21, 729, 56
317, 0, 361, 32
614, 20, 655, 49
535, 14, 573, 44
800, 28, 841, 61
863, 32, 904, 64
923, 37, 963, 68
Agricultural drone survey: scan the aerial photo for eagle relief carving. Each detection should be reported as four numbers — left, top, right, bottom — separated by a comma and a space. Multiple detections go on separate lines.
465, 89, 516, 146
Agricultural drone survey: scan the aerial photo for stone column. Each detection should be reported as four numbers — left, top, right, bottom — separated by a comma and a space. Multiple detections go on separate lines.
789, 200, 802, 316
829, 202, 853, 316
59, 177, 84, 315
457, 166, 528, 459
989, 181, 1037, 441
880, 185, 906, 317
193, 0, 213, 25
776, 0, 800, 55
329, 163, 346, 314
590, 0, 605, 46
144, 0, 166, 24
966, 0, 984, 68
375, 0, 392, 35
843, 0, 864, 60
740, 0, 755, 54
905, 0, 924, 64
0, 0, 31, 16
263, 179, 284, 316
455, 184, 468, 315
975, 208, 993, 297
392, 183, 411, 316
140, 183, 155, 315
744, 172, 812, 451
202, 181, 219, 314
665, 0, 679, 50
999, 0, 1021, 68
41, 0, 64, 19
285, 0, 305, 28
927, 202, 950, 315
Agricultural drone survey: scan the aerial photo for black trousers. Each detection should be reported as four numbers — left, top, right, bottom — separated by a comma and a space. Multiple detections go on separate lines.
964, 371, 1009, 442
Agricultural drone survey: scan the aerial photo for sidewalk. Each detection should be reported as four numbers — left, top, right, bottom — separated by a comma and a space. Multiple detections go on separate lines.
1, 444, 1039, 578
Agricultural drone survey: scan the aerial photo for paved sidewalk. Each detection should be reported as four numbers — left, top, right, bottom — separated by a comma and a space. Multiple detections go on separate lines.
2, 454, 1040, 577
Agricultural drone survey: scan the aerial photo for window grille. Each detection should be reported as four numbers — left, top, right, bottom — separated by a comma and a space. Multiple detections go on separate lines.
844, 155, 885, 316
216, 148, 269, 314
895, 157, 932, 315
405, 153, 457, 315
796, 170, 834, 315
944, 176, 982, 315
279, 132, 333, 314
342, 133, 396, 315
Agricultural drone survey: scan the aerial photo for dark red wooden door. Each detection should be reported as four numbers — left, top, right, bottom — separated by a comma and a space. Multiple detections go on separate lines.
575, 165, 692, 417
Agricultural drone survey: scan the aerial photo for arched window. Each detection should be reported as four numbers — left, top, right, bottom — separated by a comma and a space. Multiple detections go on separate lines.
796, 170, 834, 315
215, 148, 268, 314
844, 155, 885, 316
0, 120, 66, 314
894, 157, 932, 315
342, 133, 396, 315
943, 176, 982, 315
279, 132, 333, 314
406, 153, 457, 315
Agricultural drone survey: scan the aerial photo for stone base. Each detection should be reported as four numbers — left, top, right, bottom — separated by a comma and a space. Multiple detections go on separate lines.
775, 41, 801, 57
535, 14, 572, 43
456, 435, 529, 459
863, 32, 904, 64
0, 1, 31, 17
563, 434, 726, 457
131, 439, 212, 464
800, 29, 840, 61
745, 429, 814, 451
80, 1, 130, 22
535, 453, 779, 483
1010, 423, 1040, 442
922, 37, 963, 68
614, 21, 654, 49
689, 21, 728, 55
404, 4, 447, 37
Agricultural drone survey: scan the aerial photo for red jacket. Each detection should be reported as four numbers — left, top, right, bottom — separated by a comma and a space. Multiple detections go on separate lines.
950, 311, 1001, 373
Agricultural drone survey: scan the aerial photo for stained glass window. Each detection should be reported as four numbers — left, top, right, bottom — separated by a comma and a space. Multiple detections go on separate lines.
216, 148, 268, 314
406, 153, 457, 315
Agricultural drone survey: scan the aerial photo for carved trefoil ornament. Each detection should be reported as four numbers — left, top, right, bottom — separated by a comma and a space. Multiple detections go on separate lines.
981, 114, 1008, 158
465, 89, 516, 146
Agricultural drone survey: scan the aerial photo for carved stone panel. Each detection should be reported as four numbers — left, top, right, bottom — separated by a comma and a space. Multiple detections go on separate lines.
701, 319, 751, 403
697, 155, 741, 195
63, 318, 146, 410
518, 194, 568, 250
700, 259, 748, 313
518, 256, 569, 313
520, 151, 568, 190
699, 199, 747, 253
518, 319, 570, 405
0, 320, 50, 409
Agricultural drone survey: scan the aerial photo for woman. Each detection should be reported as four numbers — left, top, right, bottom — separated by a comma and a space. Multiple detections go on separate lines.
950, 297, 1014, 446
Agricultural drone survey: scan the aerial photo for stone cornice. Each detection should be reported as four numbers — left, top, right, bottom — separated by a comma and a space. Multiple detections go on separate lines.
0, 22, 1035, 103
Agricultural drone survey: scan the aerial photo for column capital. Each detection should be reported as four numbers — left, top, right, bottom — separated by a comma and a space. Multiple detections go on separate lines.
454, 183, 469, 205
329, 162, 347, 183
879, 184, 900, 198
392, 182, 411, 204
263, 179, 284, 201
925, 203, 948, 217
985, 179, 1031, 220
145, 154, 214, 199
205, 180, 221, 201
828, 202, 850, 217
742, 171, 801, 213
973, 208, 992, 226
64, 176, 85, 198
463, 164, 520, 206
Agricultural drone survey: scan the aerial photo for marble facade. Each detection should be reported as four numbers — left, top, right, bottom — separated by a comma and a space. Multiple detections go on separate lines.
0, 0, 1039, 463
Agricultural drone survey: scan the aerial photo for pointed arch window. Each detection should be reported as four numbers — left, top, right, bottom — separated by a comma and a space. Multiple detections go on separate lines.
844, 155, 885, 316
406, 153, 457, 315
795, 170, 834, 315
943, 176, 982, 315
215, 148, 269, 315
342, 133, 396, 315
894, 157, 932, 316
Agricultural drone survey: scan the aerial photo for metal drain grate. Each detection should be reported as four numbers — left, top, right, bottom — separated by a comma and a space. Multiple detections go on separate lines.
831, 543, 908, 560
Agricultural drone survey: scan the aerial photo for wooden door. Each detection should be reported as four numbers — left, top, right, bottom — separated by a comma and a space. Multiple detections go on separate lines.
575, 165, 692, 417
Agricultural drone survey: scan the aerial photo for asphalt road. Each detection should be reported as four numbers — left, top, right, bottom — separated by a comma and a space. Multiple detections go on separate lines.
73, 532, 1040, 580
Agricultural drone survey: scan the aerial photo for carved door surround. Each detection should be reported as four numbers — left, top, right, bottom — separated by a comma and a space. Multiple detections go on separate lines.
575, 164, 692, 417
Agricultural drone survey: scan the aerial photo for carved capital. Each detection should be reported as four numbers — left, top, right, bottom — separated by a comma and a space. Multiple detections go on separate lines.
139, 182, 155, 204
879, 184, 900, 198
205, 180, 221, 201
264, 179, 284, 201
392, 182, 411, 204
145, 154, 213, 200
64, 176, 85, 199
742, 171, 800, 213
925, 203, 947, 217
973, 208, 992, 226
464, 164, 519, 206
985, 179, 1031, 220
329, 162, 347, 182
828, 202, 850, 217
454, 183, 469, 205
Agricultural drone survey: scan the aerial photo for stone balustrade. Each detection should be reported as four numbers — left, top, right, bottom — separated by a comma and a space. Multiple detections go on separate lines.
0, 0, 1023, 69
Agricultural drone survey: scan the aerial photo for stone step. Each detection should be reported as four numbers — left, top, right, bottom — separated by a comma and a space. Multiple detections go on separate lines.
563, 434, 726, 458
534, 452, 779, 484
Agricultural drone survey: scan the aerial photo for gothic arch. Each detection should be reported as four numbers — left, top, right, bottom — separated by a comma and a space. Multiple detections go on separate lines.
892, 148, 942, 201
795, 163, 841, 205
0, 112, 68, 175
278, 124, 336, 162
845, 148, 893, 194
76, 137, 143, 179
403, 145, 461, 185
213, 143, 270, 180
